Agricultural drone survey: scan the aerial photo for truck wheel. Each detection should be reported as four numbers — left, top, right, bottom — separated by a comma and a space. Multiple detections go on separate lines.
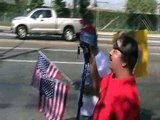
16, 25, 27, 39
63, 27, 75, 41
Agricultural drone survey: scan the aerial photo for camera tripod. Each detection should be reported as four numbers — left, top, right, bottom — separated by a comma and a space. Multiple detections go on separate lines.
76, 63, 89, 120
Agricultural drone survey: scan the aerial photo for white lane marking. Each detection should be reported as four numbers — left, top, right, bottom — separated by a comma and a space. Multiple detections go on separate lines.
150, 53, 160, 56
0, 47, 159, 56
0, 51, 159, 65
0, 59, 83, 64
0, 47, 77, 52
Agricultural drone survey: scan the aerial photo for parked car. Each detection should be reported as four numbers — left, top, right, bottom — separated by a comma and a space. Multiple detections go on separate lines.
11, 7, 83, 41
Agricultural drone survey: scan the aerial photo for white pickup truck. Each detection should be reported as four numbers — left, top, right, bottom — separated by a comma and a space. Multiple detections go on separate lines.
11, 7, 83, 41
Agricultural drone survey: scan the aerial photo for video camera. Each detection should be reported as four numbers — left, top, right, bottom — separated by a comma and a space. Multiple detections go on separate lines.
78, 29, 97, 63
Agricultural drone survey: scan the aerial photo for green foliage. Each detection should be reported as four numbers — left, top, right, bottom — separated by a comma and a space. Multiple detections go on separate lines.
52, 0, 70, 17
126, 0, 157, 13
28, 0, 44, 11
79, 0, 89, 15
17, 0, 29, 13
7, 4, 19, 13
0, 1, 27, 14
79, 0, 94, 25
0, 2, 8, 12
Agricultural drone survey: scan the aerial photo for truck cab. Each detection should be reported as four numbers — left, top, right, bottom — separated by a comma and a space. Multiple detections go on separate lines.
11, 7, 83, 41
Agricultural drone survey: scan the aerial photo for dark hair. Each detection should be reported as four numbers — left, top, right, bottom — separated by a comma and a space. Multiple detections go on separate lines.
114, 35, 138, 71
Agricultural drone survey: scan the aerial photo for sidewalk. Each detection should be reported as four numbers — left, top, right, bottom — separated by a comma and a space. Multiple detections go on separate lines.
98, 31, 160, 38
0, 26, 11, 32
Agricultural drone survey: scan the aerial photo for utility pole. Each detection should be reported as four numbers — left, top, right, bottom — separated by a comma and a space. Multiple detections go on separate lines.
95, 1, 108, 29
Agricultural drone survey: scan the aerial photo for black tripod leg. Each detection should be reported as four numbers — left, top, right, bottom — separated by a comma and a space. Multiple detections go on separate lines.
76, 63, 88, 120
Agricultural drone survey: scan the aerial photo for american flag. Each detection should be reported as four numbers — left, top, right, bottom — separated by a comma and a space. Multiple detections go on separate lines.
31, 51, 61, 88
39, 77, 69, 120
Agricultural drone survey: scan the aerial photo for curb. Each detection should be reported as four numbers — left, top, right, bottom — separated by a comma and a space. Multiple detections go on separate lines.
0, 26, 11, 33
97, 32, 160, 38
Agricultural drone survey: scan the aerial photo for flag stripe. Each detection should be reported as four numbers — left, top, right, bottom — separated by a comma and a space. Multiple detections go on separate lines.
61, 84, 69, 120
57, 84, 65, 120
47, 65, 53, 77
55, 82, 60, 120
48, 65, 56, 78
46, 98, 52, 119
48, 82, 57, 120
31, 51, 61, 89
39, 78, 69, 120
51, 68, 58, 78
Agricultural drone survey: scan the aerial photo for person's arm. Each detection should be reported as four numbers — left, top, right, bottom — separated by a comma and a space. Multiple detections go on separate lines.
89, 53, 101, 96
83, 85, 98, 96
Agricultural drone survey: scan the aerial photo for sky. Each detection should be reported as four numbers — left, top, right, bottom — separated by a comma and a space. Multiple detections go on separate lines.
44, 0, 160, 11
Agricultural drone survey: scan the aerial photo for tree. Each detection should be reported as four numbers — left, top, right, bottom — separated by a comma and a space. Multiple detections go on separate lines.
28, 0, 44, 11
126, 0, 157, 13
0, 0, 28, 15
52, 0, 70, 17
14, 0, 29, 13
79, 0, 94, 25
0, 2, 8, 12
53, 0, 70, 17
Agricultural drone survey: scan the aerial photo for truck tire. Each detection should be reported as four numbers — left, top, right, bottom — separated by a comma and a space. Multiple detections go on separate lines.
63, 27, 75, 41
16, 25, 27, 39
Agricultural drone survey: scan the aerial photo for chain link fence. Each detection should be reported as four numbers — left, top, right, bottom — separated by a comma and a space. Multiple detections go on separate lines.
0, 10, 29, 25
92, 10, 160, 32
91, 0, 160, 32
0, 12, 22, 25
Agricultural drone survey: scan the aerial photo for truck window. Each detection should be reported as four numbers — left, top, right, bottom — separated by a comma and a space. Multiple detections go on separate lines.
31, 10, 51, 19
43, 10, 52, 18
31, 10, 43, 19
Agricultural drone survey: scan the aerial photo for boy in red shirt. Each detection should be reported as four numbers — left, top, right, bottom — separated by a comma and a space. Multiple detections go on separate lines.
93, 35, 140, 120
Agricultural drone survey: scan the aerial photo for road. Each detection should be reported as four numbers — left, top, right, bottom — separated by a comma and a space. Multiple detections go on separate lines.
0, 32, 160, 46
0, 33, 160, 120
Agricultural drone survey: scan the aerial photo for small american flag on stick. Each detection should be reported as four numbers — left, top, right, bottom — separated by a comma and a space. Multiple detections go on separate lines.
31, 51, 61, 88
39, 77, 69, 120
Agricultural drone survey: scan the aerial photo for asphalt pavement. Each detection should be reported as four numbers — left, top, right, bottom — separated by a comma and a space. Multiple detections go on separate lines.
0, 25, 160, 120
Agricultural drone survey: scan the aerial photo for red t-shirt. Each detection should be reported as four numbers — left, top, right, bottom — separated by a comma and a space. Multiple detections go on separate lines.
93, 73, 140, 120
